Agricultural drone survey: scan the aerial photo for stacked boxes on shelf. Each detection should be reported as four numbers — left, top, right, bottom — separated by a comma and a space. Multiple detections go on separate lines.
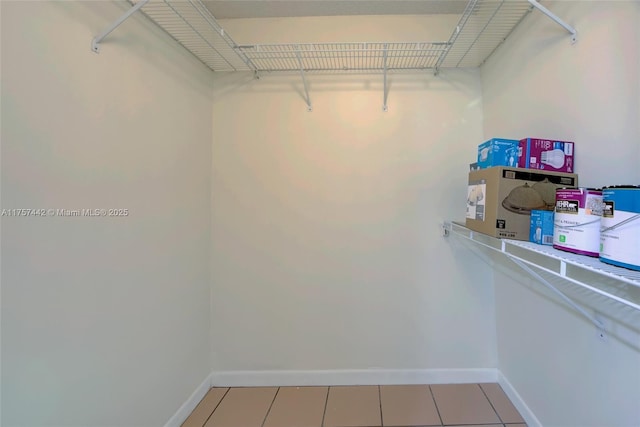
473, 137, 576, 172
466, 137, 578, 241
466, 166, 577, 240
464, 138, 640, 271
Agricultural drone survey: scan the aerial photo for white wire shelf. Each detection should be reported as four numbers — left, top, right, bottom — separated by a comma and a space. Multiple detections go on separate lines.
125, 0, 544, 73
88, 0, 580, 75
135, 0, 254, 71
505, 239, 640, 288
437, 0, 535, 68
236, 42, 449, 73
444, 221, 640, 314
92, 0, 574, 109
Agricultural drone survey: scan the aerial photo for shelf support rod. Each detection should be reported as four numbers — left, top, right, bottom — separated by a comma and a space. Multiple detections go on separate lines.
527, 0, 577, 44
507, 256, 605, 331
382, 44, 389, 112
295, 50, 312, 112
92, 0, 150, 53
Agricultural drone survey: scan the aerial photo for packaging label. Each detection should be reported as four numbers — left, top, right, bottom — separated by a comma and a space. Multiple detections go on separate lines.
563, 143, 574, 155
497, 230, 517, 238
466, 179, 486, 221
556, 199, 579, 214
530, 210, 554, 245
603, 201, 615, 218
477, 139, 520, 168
518, 138, 575, 172
501, 169, 577, 186
601, 188, 640, 269
553, 192, 603, 256
600, 209, 640, 268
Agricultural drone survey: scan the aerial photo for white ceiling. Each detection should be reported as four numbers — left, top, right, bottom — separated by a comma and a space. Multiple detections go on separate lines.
203, 0, 469, 19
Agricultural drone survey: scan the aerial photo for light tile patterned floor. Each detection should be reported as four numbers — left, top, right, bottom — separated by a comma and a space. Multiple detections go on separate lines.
182, 383, 527, 427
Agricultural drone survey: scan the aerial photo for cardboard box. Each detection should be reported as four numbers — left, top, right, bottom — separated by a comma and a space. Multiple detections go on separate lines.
518, 138, 575, 173
466, 167, 578, 240
530, 210, 554, 245
477, 138, 520, 169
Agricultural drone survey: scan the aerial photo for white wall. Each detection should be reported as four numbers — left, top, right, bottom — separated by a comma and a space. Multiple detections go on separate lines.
481, 2, 640, 426
1, 2, 213, 426
210, 16, 497, 376
482, 1, 640, 188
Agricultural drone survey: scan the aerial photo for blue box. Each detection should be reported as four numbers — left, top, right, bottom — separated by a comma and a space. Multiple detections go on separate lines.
530, 210, 554, 245
477, 138, 520, 169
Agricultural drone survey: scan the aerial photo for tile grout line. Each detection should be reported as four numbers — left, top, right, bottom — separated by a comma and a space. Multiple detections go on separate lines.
321, 386, 330, 427
260, 386, 280, 427
477, 383, 505, 425
377, 385, 383, 427
202, 387, 231, 427
427, 384, 444, 427
200, 387, 231, 427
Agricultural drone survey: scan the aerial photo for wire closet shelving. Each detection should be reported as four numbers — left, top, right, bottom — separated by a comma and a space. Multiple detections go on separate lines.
92, 0, 577, 109
95, 0, 577, 73
443, 221, 640, 337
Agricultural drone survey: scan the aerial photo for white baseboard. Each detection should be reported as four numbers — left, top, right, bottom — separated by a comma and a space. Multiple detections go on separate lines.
498, 371, 542, 427
164, 372, 213, 427
210, 368, 499, 387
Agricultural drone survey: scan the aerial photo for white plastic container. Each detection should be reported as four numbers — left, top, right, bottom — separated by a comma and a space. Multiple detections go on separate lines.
600, 186, 640, 271
553, 188, 603, 257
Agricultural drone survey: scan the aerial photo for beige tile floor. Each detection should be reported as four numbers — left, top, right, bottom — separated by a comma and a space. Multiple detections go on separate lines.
181, 383, 527, 427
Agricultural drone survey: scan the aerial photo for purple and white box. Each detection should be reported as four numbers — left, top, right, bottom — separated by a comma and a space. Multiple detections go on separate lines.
518, 138, 575, 173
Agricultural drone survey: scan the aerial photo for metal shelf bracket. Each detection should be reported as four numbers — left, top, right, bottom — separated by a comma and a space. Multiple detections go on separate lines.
443, 221, 640, 331
527, 0, 577, 44
295, 50, 312, 112
507, 256, 605, 331
382, 44, 389, 112
92, 0, 150, 53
